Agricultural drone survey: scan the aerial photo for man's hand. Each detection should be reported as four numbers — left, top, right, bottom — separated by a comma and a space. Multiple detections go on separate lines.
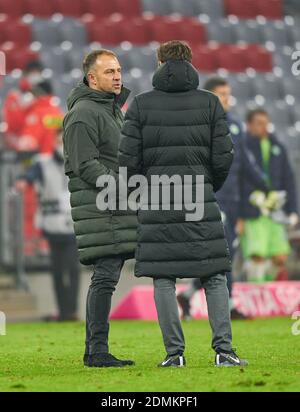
236, 219, 245, 236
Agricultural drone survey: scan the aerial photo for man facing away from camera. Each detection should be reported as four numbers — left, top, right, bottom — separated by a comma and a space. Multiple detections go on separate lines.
177, 77, 251, 320
119, 41, 248, 367
63, 50, 137, 368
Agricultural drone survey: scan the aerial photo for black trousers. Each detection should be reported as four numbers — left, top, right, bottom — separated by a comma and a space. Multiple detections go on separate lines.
85, 256, 124, 356
47, 235, 80, 320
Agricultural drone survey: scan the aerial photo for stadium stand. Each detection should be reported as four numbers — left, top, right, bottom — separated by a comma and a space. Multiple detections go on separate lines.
0, 0, 299, 160
224, 0, 283, 19
0, 0, 299, 137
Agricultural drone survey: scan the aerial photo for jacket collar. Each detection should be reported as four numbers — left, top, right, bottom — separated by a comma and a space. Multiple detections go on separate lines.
82, 76, 130, 107
67, 77, 130, 110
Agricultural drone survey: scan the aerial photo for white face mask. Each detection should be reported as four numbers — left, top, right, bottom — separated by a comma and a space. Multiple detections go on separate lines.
27, 73, 43, 86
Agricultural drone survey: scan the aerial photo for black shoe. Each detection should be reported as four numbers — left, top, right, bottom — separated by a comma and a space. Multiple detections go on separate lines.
231, 308, 250, 320
83, 354, 90, 367
177, 294, 192, 320
85, 353, 135, 368
158, 354, 186, 368
215, 349, 248, 367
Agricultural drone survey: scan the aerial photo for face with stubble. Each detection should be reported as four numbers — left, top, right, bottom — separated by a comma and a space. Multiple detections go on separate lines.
87, 54, 122, 95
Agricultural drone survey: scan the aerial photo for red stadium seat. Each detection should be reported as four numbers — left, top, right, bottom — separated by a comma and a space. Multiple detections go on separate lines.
0, 0, 24, 18
215, 45, 248, 72
147, 16, 206, 45
225, 0, 283, 19
23, 0, 55, 17
13, 48, 39, 70
147, 16, 182, 43
86, 19, 121, 45
3, 46, 38, 71
180, 19, 207, 45
119, 17, 151, 45
114, 0, 141, 17
3, 21, 32, 47
85, 15, 205, 46
257, 0, 283, 20
192, 46, 216, 72
0, 19, 11, 44
224, 0, 258, 19
194, 44, 273, 73
84, 0, 116, 17
54, 0, 84, 17
246, 45, 273, 72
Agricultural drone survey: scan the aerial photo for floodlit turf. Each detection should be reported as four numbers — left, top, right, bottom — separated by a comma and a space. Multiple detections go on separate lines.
0, 318, 299, 392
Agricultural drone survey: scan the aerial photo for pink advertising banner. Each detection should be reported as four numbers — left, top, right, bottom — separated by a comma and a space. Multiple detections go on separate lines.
111, 282, 300, 320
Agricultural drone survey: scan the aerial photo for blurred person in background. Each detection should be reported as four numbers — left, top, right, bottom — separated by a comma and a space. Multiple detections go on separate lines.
120, 41, 248, 368
177, 77, 266, 320
63, 50, 137, 368
13, 80, 64, 258
3, 60, 44, 148
16, 128, 80, 321
17, 80, 63, 154
237, 109, 298, 282
3, 67, 61, 259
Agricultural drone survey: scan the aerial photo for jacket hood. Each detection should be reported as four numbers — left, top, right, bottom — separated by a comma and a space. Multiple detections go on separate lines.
152, 60, 199, 92
67, 77, 130, 110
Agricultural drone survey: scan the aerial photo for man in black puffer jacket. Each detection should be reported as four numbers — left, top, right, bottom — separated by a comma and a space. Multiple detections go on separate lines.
119, 41, 248, 368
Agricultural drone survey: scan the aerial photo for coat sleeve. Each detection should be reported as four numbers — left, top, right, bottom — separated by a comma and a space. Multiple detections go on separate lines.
63, 121, 116, 187
282, 147, 298, 215
119, 98, 143, 178
210, 97, 234, 192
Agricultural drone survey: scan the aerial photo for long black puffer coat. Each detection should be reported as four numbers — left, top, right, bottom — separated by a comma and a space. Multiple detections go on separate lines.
119, 60, 233, 279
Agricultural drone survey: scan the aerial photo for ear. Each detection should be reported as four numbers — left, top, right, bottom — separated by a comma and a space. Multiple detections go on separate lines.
158, 60, 162, 66
87, 71, 97, 87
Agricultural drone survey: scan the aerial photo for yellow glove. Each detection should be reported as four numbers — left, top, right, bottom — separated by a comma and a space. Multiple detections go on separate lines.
249, 191, 269, 215
264, 191, 286, 211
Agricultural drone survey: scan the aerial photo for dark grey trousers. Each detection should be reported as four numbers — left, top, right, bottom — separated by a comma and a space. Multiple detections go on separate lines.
47, 235, 80, 320
85, 256, 124, 356
153, 273, 232, 356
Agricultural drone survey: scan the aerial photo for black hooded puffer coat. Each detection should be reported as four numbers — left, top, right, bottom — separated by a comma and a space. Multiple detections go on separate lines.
119, 60, 233, 279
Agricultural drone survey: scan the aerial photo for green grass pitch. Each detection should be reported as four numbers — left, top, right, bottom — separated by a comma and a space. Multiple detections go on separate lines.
0, 317, 299, 392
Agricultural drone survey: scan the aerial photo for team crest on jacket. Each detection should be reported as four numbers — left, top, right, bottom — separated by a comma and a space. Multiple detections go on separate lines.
272, 145, 281, 156
229, 123, 240, 136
